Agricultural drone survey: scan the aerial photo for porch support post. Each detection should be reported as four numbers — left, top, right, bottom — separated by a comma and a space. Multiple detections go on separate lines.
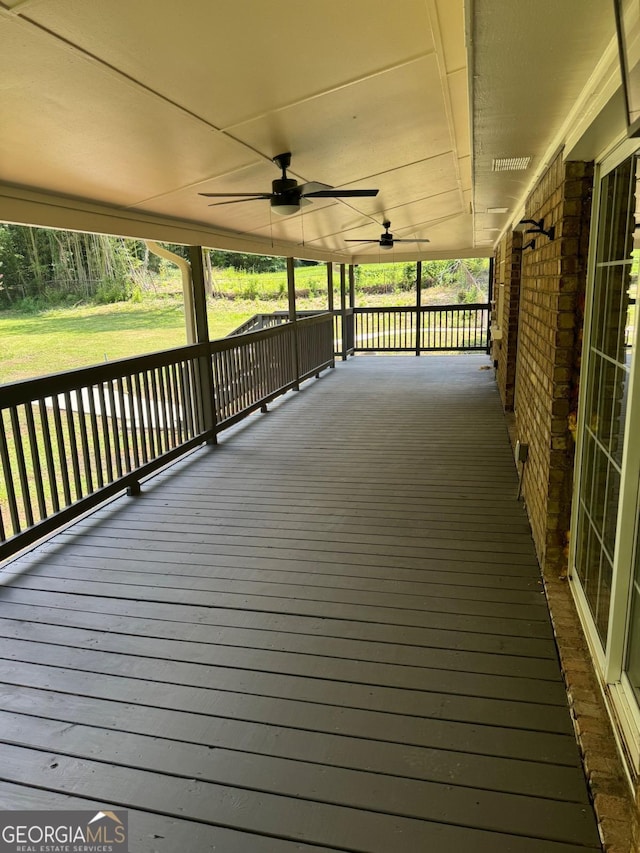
415, 260, 422, 356
348, 264, 355, 308
188, 245, 217, 444
287, 256, 300, 388
327, 261, 336, 358
326, 262, 334, 312
340, 263, 348, 361
487, 256, 494, 355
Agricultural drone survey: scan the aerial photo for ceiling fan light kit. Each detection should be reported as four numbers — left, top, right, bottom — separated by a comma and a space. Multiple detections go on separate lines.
199, 152, 379, 217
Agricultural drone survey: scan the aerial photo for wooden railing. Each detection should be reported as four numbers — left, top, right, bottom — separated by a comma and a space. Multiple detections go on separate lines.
354, 304, 490, 353
228, 313, 289, 336
231, 303, 490, 357
0, 314, 333, 561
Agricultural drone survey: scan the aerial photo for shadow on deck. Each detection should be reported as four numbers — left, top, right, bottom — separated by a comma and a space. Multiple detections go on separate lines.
0, 355, 601, 852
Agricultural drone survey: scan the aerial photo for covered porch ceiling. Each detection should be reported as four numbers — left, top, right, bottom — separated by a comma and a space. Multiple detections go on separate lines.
0, 0, 617, 264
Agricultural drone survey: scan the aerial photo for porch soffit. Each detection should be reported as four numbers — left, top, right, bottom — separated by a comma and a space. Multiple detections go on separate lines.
0, 0, 621, 261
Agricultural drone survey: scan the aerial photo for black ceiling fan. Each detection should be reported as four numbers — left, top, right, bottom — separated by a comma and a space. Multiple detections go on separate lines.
199, 152, 379, 217
345, 220, 431, 250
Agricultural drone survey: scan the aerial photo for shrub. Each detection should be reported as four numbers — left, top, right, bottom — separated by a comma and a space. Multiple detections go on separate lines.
241, 276, 260, 301
14, 295, 43, 314
93, 278, 132, 305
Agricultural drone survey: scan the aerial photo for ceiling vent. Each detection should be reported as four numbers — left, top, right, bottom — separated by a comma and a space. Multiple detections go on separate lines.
492, 156, 531, 172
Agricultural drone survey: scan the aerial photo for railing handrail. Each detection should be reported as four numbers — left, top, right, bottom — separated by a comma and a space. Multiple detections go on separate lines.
353, 303, 489, 313
227, 309, 330, 337
0, 343, 208, 404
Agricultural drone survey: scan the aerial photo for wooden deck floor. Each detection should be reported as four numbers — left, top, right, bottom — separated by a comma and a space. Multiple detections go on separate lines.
0, 355, 601, 852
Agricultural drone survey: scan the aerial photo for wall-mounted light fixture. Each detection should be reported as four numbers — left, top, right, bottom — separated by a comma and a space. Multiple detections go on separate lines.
515, 239, 536, 252
515, 218, 555, 241
614, 0, 640, 137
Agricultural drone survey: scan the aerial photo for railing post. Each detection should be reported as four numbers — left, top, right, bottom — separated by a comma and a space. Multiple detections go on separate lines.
348, 265, 356, 356
340, 264, 348, 361
327, 262, 337, 359
287, 256, 300, 388
415, 260, 422, 356
486, 256, 494, 355
188, 246, 217, 444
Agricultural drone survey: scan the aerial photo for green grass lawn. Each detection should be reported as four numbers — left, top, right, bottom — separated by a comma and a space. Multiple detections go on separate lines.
0, 280, 477, 385
0, 297, 299, 384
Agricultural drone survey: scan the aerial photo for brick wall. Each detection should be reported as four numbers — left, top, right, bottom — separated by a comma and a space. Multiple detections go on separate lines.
513, 153, 593, 573
494, 230, 522, 411
507, 155, 637, 851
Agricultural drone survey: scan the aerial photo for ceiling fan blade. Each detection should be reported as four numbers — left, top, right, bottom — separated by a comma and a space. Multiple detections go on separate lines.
199, 191, 271, 198
303, 188, 379, 198
344, 239, 379, 243
393, 238, 431, 243
298, 181, 333, 195
207, 197, 269, 207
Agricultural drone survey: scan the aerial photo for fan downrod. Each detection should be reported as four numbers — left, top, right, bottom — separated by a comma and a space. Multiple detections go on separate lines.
273, 152, 292, 176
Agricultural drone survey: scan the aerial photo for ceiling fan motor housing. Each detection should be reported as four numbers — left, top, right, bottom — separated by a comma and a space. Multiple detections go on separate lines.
380, 232, 394, 249
271, 177, 301, 214
272, 177, 299, 196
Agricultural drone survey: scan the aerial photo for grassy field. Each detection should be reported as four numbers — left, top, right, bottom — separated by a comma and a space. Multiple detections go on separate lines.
0, 298, 291, 384
0, 273, 472, 384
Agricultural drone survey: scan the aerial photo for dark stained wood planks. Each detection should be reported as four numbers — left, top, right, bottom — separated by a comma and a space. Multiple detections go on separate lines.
0, 355, 601, 851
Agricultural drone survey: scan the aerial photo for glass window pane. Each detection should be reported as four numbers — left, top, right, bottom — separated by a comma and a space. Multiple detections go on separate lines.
625, 259, 637, 364
574, 508, 589, 585
603, 465, 621, 560
585, 355, 602, 436
609, 158, 633, 263
596, 172, 614, 262
596, 555, 613, 645
592, 266, 608, 352
596, 356, 618, 449
612, 366, 631, 467
584, 527, 602, 615
581, 430, 596, 503
603, 266, 631, 360
589, 450, 608, 536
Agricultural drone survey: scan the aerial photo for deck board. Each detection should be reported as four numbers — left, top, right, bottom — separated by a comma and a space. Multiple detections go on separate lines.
0, 355, 601, 851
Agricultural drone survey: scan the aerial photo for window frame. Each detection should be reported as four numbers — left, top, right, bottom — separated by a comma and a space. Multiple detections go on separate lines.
569, 136, 640, 772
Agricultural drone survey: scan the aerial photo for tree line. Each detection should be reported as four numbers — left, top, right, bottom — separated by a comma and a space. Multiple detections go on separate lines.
0, 225, 296, 309
0, 223, 488, 310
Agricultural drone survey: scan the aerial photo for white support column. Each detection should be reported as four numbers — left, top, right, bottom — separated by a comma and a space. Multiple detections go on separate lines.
145, 241, 196, 344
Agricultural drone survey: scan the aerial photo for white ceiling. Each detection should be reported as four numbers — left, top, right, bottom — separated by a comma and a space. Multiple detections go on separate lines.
0, 0, 619, 263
